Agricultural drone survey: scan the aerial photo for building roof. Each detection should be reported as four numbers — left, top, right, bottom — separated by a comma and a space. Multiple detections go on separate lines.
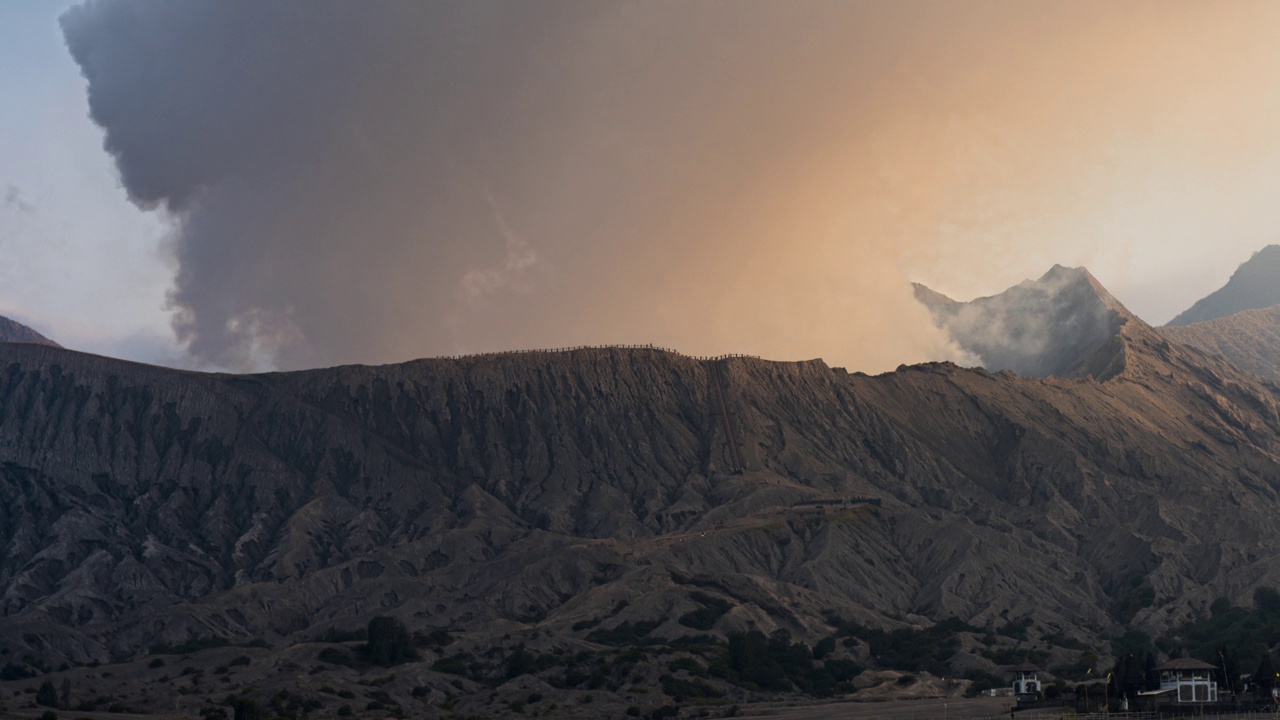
1010, 663, 1042, 672
1154, 657, 1216, 672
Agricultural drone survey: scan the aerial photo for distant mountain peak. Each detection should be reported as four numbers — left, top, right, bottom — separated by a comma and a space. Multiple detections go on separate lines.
0, 315, 60, 348
914, 265, 1133, 380
1162, 305, 1280, 384
1167, 244, 1280, 326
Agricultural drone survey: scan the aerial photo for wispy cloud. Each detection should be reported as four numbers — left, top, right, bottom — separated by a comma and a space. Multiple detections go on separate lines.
3, 185, 34, 215
459, 192, 542, 303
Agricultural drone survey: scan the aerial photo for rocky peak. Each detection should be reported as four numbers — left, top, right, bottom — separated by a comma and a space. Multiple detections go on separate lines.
1167, 244, 1280, 326
914, 265, 1133, 380
0, 314, 60, 348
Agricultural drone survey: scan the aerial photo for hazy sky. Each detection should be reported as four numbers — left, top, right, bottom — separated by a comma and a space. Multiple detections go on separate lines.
4, 1, 1280, 373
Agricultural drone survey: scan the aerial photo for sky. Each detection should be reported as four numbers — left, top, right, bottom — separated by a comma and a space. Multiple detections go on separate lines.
3, 1, 1280, 373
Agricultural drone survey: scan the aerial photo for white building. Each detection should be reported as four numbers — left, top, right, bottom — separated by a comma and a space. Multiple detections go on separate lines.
1011, 663, 1042, 697
1153, 657, 1219, 703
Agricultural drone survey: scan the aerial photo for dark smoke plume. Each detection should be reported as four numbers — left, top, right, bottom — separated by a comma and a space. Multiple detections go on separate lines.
65, 0, 1146, 371
64, 1, 614, 369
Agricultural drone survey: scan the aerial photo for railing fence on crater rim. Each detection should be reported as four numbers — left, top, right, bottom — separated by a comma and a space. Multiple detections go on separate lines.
428, 342, 762, 363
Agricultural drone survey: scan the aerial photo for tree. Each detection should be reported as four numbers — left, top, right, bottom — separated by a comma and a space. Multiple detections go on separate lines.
36, 680, 58, 708
1255, 586, 1280, 614
1254, 653, 1276, 701
1113, 654, 1145, 703
1218, 644, 1241, 694
726, 631, 791, 691
1144, 654, 1160, 692
228, 696, 264, 720
365, 616, 416, 667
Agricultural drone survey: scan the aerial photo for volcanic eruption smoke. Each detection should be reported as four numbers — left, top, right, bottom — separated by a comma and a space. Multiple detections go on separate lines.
65, 1, 1250, 372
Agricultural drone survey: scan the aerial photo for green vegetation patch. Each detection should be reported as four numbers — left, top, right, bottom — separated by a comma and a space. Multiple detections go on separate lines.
677, 593, 733, 631
150, 635, 231, 655
587, 619, 664, 646
830, 616, 977, 676
1156, 587, 1280, 685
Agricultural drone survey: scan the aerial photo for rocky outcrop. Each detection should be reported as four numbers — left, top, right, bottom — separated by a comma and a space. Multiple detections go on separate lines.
913, 265, 1134, 379
0, 314, 60, 347
1162, 305, 1280, 385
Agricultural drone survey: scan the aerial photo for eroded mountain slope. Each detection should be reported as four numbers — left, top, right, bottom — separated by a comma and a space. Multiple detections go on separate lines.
1161, 305, 1280, 386
3, 288, 1280, 682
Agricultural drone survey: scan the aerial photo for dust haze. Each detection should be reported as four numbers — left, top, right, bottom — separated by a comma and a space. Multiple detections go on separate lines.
60, 1, 1280, 371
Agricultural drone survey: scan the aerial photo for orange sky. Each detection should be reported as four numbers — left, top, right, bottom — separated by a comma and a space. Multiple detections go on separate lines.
528, 1, 1280, 372
40, 0, 1280, 371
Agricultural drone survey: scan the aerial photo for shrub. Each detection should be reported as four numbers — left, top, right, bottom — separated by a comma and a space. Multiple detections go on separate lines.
661, 674, 723, 702
318, 648, 356, 667
1051, 650, 1098, 682
316, 627, 367, 643
963, 670, 1004, 698
432, 653, 470, 676
832, 617, 974, 675
150, 636, 230, 655
996, 619, 1033, 642
364, 616, 417, 667
412, 629, 453, 648
813, 637, 836, 660
668, 657, 707, 677
587, 620, 664, 646
36, 681, 58, 708
678, 593, 733, 631
225, 696, 263, 720
823, 658, 863, 682
506, 645, 538, 679
0, 663, 36, 681
149, 658, 166, 669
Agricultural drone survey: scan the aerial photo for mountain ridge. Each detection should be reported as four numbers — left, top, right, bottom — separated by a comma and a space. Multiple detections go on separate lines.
1167, 244, 1280, 326
5, 269, 1280, 714
0, 313, 60, 347
1161, 305, 1280, 385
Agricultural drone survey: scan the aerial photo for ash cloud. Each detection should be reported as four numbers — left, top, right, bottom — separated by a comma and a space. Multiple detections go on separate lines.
60, 0, 1131, 372
62, 0, 596, 370
914, 266, 1124, 379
